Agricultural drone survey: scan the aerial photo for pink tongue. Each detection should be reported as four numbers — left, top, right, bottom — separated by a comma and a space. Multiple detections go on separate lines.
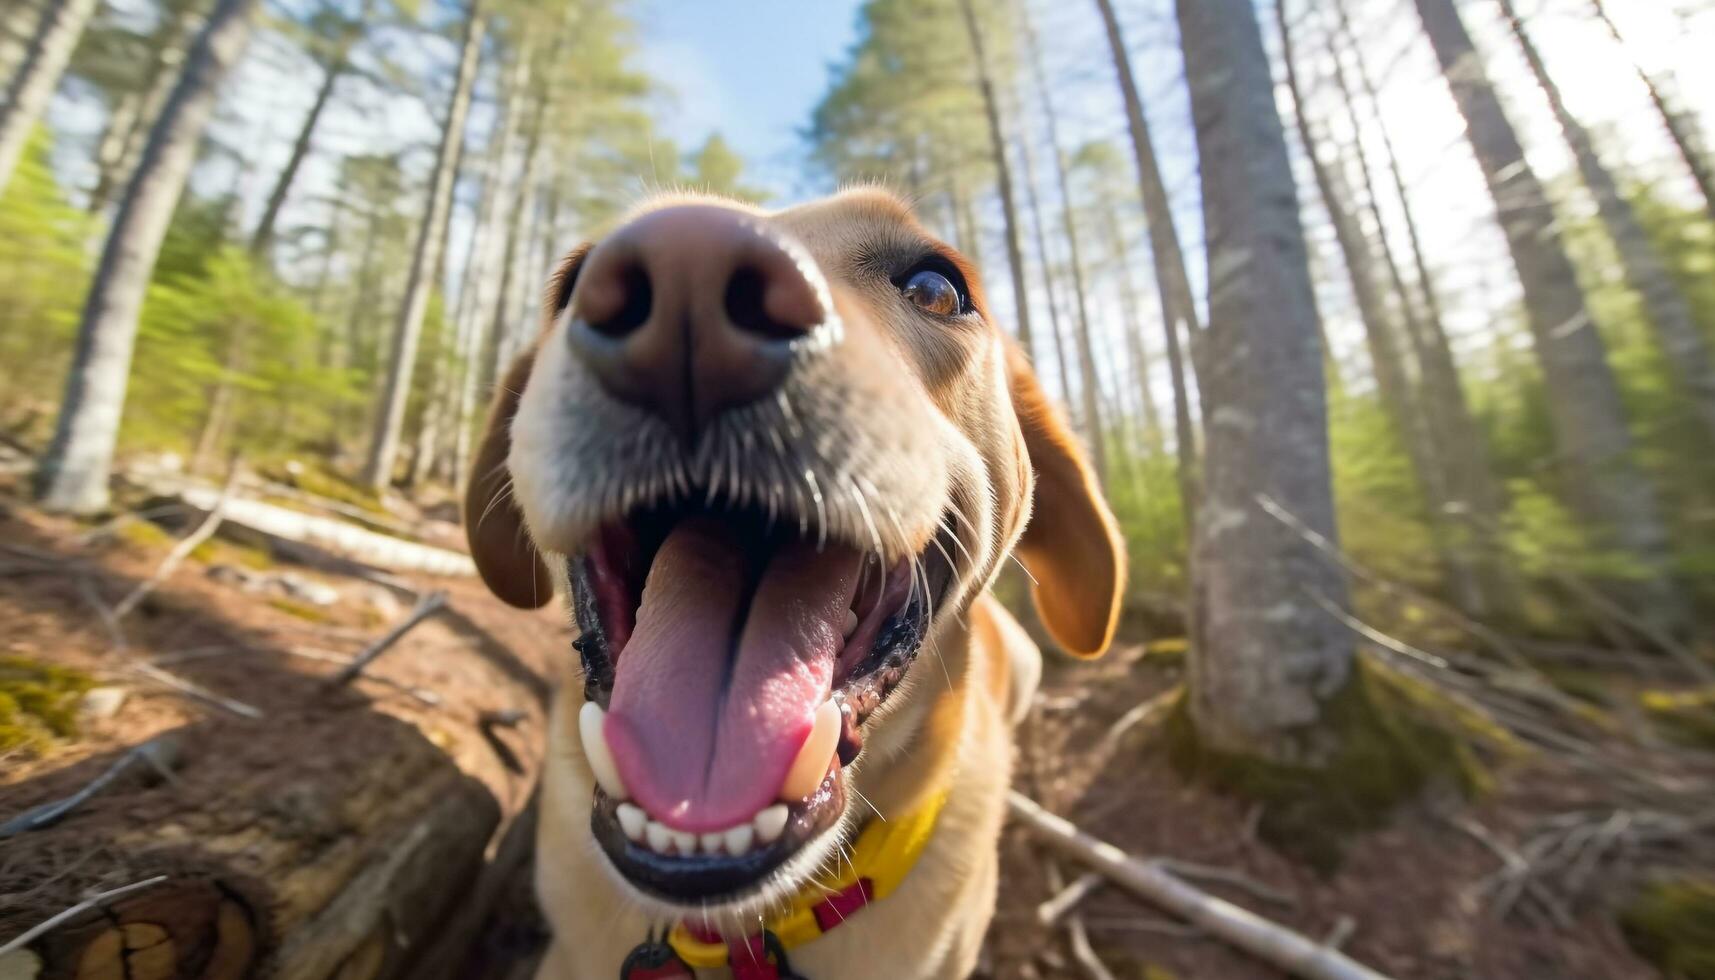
604, 518, 861, 832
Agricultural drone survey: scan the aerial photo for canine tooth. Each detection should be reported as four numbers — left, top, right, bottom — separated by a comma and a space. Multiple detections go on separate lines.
780, 700, 841, 801
843, 609, 858, 639
700, 832, 725, 855
725, 824, 755, 854
670, 829, 697, 855
646, 821, 673, 853
617, 803, 647, 842
754, 804, 788, 844
579, 702, 629, 800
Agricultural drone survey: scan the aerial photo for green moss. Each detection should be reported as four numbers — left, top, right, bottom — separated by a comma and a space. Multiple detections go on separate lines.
1166, 654, 1516, 871
262, 461, 388, 515
268, 597, 331, 622
1641, 687, 1715, 750
1621, 877, 1715, 979
0, 656, 94, 753
113, 518, 174, 551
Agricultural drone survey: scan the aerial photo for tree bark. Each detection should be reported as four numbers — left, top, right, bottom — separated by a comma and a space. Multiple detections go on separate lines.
1503, 0, 1715, 446
1015, 133, 1077, 410
35, 0, 265, 515
1177, 0, 1354, 761
1101, 205, 1166, 455
362, 3, 488, 491
1327, 0, 1515, 620
250, 45, 352, 256
86, 6, 198, 220
0, 0, 101, 194
1020, 12, 1106, 485
1277, 3, 1473, 607
1589, 0, 1715, 225
1084, 0, 1201, 517
956, 0, 1036, 364
1414, 0, 1687, 637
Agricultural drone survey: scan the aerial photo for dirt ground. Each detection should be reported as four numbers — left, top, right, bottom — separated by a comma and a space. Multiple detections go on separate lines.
0, 484, 1681, 979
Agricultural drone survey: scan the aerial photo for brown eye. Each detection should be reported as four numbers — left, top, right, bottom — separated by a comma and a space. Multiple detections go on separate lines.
900, 268, 962, 316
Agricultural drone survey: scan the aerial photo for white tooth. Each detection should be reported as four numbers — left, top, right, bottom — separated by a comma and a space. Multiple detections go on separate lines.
670, 830, 696, 855
617, 803, 647, 842
646, 821, 673, 853
843, 609, 859, 639
780, 700, 842, 801
725, 823, 755, 855
700, 832, 725, 855
754, 804, 789, 844
579, 702, 629, 800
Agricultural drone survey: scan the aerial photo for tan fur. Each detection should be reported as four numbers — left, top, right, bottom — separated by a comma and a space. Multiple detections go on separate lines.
465, 189, 1123, 979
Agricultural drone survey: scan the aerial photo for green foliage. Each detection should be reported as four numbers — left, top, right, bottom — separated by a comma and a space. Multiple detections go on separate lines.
1166, 654, 1516, 871
1621, 877, 1715, 980
1102, 444, 1188, 598
0, 656, 94, 755
0, 129, 93, 416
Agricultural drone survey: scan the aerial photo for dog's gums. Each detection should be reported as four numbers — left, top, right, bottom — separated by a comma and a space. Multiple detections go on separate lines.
568, 498, 950, 903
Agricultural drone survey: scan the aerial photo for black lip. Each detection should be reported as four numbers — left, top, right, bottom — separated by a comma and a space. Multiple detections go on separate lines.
569, 504, 956, 902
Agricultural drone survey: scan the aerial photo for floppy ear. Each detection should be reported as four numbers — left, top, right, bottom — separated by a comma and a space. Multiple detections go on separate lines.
1007, 343, 1126, 658
463, 244, 592, 609
465, 348, 552, 608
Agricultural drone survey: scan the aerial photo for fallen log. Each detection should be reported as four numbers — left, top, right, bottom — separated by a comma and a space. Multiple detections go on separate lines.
1008, 791, 1393, 980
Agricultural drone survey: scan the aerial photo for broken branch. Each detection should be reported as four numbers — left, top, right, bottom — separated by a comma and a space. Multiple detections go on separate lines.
326, 590, 448, 688
1009, 792, 1392, 980
114, 464, 241, 621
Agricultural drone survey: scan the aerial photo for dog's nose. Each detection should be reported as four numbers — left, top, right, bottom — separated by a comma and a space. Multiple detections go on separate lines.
566, 205, 827, 442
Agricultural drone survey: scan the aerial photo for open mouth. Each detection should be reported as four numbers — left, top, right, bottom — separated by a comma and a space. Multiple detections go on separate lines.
570, 498, 952, 904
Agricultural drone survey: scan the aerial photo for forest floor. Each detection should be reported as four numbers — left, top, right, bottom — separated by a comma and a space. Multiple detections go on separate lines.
0, 472, 1695, 979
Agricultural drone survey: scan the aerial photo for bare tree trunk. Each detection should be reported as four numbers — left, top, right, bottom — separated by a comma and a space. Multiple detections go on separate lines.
1327, 0, 1515, 620
89, 91, 140, 209
0, 0, 44, 81
1589, 0, 1715, 225
483, 133, 542, 393
86, 8, 197, 219
1277, 2, 1475, 608
0, 0, 101, 194
1100, 205, 1166, 455
35, 0, 264, 514
362, 2, 488, 491
956, 0, 1035, 362
1178, 0, 1354, 761
250, 45, 353, 255
1020, 12, 1105, 484
1504, 0, 1715, 445
1016, 134, 1077, 410
1415, 0, 1687, 637
1080, 0, 1201, 516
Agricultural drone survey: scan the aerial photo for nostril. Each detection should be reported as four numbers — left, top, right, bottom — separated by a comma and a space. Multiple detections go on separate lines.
588, 264, 653, 337
724, 267, 808, 341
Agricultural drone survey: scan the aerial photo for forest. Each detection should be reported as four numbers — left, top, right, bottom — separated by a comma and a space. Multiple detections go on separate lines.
1, 0, 1713, 977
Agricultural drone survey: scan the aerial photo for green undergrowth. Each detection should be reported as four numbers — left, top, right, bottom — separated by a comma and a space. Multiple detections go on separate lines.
268, 597, 331, 623
1165, 653, 1520, 871
1640, 687, 1715, 750
1621, 877, 1715, 979
0, 655, 93, 754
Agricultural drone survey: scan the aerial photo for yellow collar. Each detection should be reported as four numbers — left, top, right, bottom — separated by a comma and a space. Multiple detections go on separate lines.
667, 788, 950, 969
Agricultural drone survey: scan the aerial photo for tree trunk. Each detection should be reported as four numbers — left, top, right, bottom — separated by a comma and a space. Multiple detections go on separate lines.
1589, 0, 1715, 225
1077, 0, 1200, 516
86, 8, 198, 219
1015, 134, 1077, 409
0, 0, 101, 194
89, 91, 141, 212
1327, 0, 1515, 620
1101, 205, 1165, 455
482, 136, 542, 394
35, 0, 264, 515
1020, 12, 1106, 484
1415, 0, 1687, 637
250, 51, 350, 256
1277, 2, 1475, 606
362, 3, 488, 492
956, 0, 1035, 363
1503, 0, 1715, 445
1177, 0, 1354, 761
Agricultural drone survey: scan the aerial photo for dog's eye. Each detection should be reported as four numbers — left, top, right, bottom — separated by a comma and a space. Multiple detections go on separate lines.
899, 268, 964, 317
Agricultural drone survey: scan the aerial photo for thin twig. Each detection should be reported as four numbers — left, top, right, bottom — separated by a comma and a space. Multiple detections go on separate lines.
1038, 871, 1105, 927
326, 591, 448, 688
131, 663, 263, 719
113, 463, 241, 620
78, 576, 126, 651
0, 735, 182, 838
0, 876, 169, 957
1156, 858, 1297, 908
288, 647, 441, 706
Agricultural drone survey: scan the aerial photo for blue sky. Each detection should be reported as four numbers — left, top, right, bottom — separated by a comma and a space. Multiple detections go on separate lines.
633, 0, 864, 203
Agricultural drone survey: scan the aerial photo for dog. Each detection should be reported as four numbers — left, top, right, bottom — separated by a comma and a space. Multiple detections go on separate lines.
465, 188, 1123, 979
